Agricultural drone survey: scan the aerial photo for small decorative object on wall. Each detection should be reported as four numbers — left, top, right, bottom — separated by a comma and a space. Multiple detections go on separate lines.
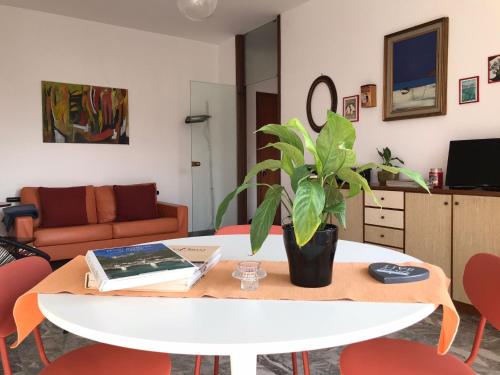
343, 95, 359, 122
360, 84, 377, 108
42, 81, 129, 144
383, 18, 449, 121
306, 75, 338, 133
459, 76, 479, 104
488, 54, 500, 83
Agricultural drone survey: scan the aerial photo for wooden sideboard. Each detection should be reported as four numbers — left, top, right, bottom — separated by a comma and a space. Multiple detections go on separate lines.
333, 186, 500, 304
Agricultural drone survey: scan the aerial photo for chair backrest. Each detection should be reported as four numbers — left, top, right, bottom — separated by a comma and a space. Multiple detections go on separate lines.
215, 225, 283, 235
0, 257, 52, 337
463, 253, 500, 329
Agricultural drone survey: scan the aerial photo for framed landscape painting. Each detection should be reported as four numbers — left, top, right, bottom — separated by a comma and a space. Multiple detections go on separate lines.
459, 76, 479, 104
42, 81, 129, 144
383, 18, 449, 121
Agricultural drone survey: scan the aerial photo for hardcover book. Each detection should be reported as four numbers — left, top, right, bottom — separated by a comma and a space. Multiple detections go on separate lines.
85, 246, 221, 292
85, 243, 197, 292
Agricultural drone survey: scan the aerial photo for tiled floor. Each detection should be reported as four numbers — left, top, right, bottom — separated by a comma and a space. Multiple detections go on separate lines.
2, 308, 499, 374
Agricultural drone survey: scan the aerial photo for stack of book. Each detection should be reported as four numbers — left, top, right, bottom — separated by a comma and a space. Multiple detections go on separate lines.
85, 242, 221, 292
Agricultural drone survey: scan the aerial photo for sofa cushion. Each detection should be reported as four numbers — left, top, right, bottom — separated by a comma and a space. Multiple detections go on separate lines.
113, 183, 158, 222
21, 186, 97, 228
112, 218, 178, 239
95, 186, 116, 223
39, 186, 88, 228
35, 224, 113, 247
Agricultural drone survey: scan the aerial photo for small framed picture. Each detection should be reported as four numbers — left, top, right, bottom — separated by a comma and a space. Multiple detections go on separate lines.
343, 95, 359, 122
459, 76, 479, 104
488, 54, 500, 83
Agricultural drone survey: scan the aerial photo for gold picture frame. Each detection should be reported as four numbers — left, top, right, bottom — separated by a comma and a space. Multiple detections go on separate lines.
383, 18, 449, 121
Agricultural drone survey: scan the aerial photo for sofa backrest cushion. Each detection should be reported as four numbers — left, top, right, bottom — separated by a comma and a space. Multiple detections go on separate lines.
113, 183, 158, 222
95, 185, 117, 223
21, 186, 97, 228
38, 186, 89, 228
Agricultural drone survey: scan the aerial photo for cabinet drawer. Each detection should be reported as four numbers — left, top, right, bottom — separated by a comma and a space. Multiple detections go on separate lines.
365, 190, 404, 209
364, 207, 404, 229
364, 225, 404, 248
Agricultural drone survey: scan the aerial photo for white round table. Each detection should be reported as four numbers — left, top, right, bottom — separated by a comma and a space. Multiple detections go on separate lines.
39, 235, 435, 375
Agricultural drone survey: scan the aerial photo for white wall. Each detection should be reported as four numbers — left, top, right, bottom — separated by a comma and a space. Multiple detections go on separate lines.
217, 37, 236, 85
0, 6, 218, 230
281, 0, 500, 181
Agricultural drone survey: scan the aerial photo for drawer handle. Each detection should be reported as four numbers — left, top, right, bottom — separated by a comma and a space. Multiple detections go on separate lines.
455, 202, 459, 206
381, 216, 385, 219
444, 201, 449, 206
380, 234, 385, 238
381, 197, 385, 201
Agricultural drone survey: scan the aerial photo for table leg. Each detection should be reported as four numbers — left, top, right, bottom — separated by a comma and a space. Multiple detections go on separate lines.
230, 353, 257, 375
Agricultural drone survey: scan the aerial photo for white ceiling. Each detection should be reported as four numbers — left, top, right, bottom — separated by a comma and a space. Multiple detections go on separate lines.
0, 0, 309, 44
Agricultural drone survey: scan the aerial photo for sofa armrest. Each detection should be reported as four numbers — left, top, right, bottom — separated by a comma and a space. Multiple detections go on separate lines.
11, 216, 34, 239
157, 202, 188, 236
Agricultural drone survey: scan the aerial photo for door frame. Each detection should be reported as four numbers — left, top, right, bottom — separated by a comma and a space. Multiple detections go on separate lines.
235, 15, 281, 224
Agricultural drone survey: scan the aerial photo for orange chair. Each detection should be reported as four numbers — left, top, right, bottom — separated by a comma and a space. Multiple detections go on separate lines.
339, 253, 500, 375
215, 224, 283, 235
209, 225, 310, 375
0, 257, 172, 375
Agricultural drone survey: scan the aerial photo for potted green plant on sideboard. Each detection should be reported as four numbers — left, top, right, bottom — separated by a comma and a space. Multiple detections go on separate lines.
216, 111, 428, 288
377, 147, 405, 186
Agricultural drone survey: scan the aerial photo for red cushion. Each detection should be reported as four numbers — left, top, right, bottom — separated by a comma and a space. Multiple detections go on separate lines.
340, 338, 474, 375
113, 183, 158, 222
39, 187, 88, 228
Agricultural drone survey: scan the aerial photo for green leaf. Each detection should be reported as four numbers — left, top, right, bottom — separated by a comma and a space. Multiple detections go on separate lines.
257, 124, 304, 154
250, 185, 283, 253
262, 142, 304, 166
357, 162, 398, 175
337, 167, 380, 206
215, 183, 251, 229
291, 164, 315, 193
333, 211, 346, 229
281, 154, 294, 176
243, 159, 281, 184
316, 111, 356, 175
292, 179, 325, 246
398, 167, 430, 192
284, 118, 323, 175
324, 183, 343, 210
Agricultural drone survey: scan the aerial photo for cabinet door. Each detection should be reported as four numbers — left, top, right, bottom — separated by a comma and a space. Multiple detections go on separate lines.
405, 193, 452, 277
453, 195, 500, 303
330, 192, 363, 242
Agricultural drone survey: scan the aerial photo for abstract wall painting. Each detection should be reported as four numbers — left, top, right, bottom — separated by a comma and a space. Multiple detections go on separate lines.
343, 95, 359, 122
488, 54, 500, 84
42, 81, 129, 144
459, 76, 479, 104
383, 18, 449, 121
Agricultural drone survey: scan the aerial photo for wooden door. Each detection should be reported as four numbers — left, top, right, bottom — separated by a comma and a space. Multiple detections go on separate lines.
330, 190, 363, 242
405, 193, 452, 277
256, 92, 281, 224
452, 195, 500, 303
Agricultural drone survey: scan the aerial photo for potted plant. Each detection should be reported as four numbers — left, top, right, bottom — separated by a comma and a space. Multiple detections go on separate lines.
216, 111, 428, 288
377, 147, 404, 186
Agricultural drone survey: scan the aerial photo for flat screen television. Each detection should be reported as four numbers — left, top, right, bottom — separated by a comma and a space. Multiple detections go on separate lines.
446, 138, 500, 189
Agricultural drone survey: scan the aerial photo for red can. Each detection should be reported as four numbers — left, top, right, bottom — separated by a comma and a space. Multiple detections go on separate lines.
429, 168, 443, 189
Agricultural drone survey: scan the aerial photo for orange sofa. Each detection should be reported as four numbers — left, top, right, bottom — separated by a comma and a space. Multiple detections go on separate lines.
13, 186, 188, 260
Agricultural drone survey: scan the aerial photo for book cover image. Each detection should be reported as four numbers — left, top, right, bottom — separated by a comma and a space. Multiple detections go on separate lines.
94, 243, 193, 280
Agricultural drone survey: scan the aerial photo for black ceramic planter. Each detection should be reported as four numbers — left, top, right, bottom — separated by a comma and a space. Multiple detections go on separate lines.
283, 224, 338, 288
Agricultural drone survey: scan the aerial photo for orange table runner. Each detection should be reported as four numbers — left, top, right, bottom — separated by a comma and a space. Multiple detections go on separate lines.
13, 256, 459, 354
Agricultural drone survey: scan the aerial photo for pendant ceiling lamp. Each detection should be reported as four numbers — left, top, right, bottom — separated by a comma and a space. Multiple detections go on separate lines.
177, 0, 218, 22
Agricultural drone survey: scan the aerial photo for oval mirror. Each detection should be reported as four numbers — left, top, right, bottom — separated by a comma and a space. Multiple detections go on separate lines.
306, 75, 338, 133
